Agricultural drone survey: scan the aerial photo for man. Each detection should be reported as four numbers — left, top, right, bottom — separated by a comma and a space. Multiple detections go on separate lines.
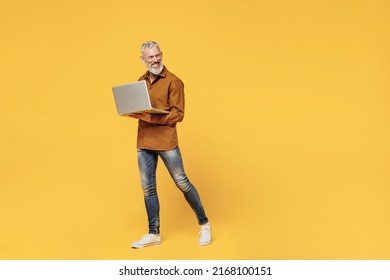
129, 41, 211, 248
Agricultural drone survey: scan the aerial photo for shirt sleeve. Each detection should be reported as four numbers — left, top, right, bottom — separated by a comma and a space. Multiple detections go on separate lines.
149, 78, 185, 125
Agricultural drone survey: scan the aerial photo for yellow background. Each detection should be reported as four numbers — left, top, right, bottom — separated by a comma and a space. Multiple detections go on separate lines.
1, 0, 389, 260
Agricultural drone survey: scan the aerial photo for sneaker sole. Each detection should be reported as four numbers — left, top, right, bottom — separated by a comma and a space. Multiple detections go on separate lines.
198, 240, 212, 246
131, 241, 161, 249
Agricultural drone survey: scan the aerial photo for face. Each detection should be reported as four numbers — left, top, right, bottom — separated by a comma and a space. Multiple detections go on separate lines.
141, 45, 164, 75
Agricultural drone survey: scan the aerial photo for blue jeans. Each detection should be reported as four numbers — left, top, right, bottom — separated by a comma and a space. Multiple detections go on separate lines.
137, 147, 208, 234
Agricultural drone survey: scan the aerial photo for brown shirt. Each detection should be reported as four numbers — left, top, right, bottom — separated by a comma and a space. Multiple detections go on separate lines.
136, 66, 185, 150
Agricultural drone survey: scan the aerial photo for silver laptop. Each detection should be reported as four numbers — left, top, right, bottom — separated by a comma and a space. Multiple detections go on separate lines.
112, 80, 169, 116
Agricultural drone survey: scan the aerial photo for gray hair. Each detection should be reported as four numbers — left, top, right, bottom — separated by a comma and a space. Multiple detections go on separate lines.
141, 41, 160, 55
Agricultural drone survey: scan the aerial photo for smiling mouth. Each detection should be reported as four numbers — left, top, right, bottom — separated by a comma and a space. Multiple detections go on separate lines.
147, 61, 163, 75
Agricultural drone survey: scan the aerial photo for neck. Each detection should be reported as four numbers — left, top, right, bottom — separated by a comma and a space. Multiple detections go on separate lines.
149, 72, 157, 83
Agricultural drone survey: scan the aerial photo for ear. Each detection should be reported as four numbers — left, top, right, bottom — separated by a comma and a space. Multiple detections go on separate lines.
140, 56, 146, 64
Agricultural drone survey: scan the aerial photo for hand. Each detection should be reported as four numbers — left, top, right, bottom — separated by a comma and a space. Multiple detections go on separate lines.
128, 112, 152, 122
138, 112, 152, 122
128, 113, 142, 119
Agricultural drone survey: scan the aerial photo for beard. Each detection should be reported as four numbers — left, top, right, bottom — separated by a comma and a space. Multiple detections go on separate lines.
147, 61, 164, 75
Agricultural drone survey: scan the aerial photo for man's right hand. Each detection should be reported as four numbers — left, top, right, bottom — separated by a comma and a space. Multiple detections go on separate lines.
128, 113, 153, 123
128, 113, 141, 119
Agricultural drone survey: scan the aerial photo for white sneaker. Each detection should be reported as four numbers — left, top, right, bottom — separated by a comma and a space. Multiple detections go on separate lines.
131, 234, 161, 249
198, 223, 211, 246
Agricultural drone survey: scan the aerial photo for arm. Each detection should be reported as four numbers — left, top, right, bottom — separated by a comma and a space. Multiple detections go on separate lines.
133, 79, 185, 125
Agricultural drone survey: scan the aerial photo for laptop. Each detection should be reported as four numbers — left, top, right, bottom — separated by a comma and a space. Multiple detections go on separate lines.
112, 80, 169, 116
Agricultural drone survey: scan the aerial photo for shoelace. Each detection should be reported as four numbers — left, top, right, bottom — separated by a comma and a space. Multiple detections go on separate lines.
199, 227, 210, 238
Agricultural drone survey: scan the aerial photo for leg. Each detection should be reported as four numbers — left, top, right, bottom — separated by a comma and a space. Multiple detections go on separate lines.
137, 149, 160, 234
159, 147, 208, 225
